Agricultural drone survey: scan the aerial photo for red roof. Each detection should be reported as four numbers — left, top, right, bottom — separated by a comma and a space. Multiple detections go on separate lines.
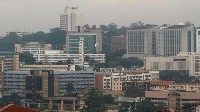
150, 81, 173, 86
0, 104, 39, 112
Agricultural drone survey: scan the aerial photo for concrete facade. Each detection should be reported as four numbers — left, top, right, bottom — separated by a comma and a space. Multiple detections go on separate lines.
60, 6, 84, 31
33, 50, 105, 65
0, 52, 19, 72
15, 42, 52, 54
144, 52, 200, 76
125, 25, 195, 59
145, 90, 200, 111
19, 64, 75, 71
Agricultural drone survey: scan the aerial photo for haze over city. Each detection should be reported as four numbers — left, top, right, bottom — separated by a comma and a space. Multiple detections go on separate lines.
0, 0, 200, 36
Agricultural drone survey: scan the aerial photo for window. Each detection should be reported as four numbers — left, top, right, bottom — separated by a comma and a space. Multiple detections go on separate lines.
198, 31, 200, 35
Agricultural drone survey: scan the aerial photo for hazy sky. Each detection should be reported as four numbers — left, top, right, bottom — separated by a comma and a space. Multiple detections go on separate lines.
0, 0, 200, 36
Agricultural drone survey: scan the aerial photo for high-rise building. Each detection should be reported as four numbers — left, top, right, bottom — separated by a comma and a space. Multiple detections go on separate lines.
0, 52, 19, 72
124, 25, 195, 59
25, 70, 59, 107
196, 28, 200, 53
60, 6, 84, 31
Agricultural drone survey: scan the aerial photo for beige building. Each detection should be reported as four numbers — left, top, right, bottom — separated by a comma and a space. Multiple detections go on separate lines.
0, 52, 19, 72
150, 81, 174, 91
144, 52, 200, 77
111, 36, 127, 52
145, 90, 200, 111
124, 25, 195, 59
169, 83, 200, 92
15, 42, 52, 54
19, 64, 75, 71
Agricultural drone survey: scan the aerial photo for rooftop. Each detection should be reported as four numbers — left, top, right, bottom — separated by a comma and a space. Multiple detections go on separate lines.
0, 104, 39, 112
150, 81, 174, 86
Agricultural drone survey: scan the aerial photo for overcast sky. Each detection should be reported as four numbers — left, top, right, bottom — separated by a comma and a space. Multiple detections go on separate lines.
0, 0, 200, 36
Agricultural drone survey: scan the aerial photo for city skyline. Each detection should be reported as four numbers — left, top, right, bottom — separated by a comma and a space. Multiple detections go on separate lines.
0, 0, 200, 36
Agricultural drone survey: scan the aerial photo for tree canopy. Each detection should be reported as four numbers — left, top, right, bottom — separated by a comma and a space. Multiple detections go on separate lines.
19, 52, 36, 65
81, 88, 107, 112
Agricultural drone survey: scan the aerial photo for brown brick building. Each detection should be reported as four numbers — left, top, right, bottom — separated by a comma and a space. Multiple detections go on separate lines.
111, 36, 127, 52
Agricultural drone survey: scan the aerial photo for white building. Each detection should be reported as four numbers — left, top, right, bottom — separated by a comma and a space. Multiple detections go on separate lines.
103, 71, 159, 90
196, 28, 200, 53
33, 50, 105, 65
144, 52, 200, 77
15, 42, 52, 54
60, 6, 84, 31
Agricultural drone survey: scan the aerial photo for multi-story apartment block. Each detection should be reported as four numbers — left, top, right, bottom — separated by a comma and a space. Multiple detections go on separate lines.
60, 6, 84, 31
19, 64, 75, 71
3, 70, 95, 97
149, 81, 174, 91
125, 25, 195, 59
111, 36, 127, 52
33, 50, 105, 65
169, 83, 200, 92
145, 90, 200, 111
15, 42, 52, 54
58, 70, 95, 93
196, 28, 200, 53
0, 52, 19, 72
103, 71, 159, 90
144, 52, 200, 77
3, 71, 29, 97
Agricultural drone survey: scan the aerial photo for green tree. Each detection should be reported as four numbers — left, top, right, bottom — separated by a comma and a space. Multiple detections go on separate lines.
103, 94, 114, 108
121, 57, 143, 68
124, 85, 144, 98
84, 24, 90, 29
75, 65, 82, 71
66, 83, 75, 94
0, 93, 21, 106
81, 88, 107, 112
100, 25, 109, 31
182, 104, 193, 112
119, 103, 130, 112
19, 52, 36, 65
134, 99, 157, 112
160, 70, 191, 83
108, 23, 118, 31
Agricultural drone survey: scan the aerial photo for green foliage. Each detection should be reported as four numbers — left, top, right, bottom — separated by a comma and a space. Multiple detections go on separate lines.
108, 23, 118, 31
0, 93, 22, 106
81, 88, 107, 112
19, 52, 36, 65
119, 103, 130, 112
75, 65, 82, 71
134, 99, 157, 112
124, 85, 144, 98
66, 83, 75, 94
119, 99, 165, 112
159, 70, 197, 83
103, 94, 114, 107
0, 33, 20, 52
121, 57, 143, 68
0, 29, 66, 52
181, 103, 193, 112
